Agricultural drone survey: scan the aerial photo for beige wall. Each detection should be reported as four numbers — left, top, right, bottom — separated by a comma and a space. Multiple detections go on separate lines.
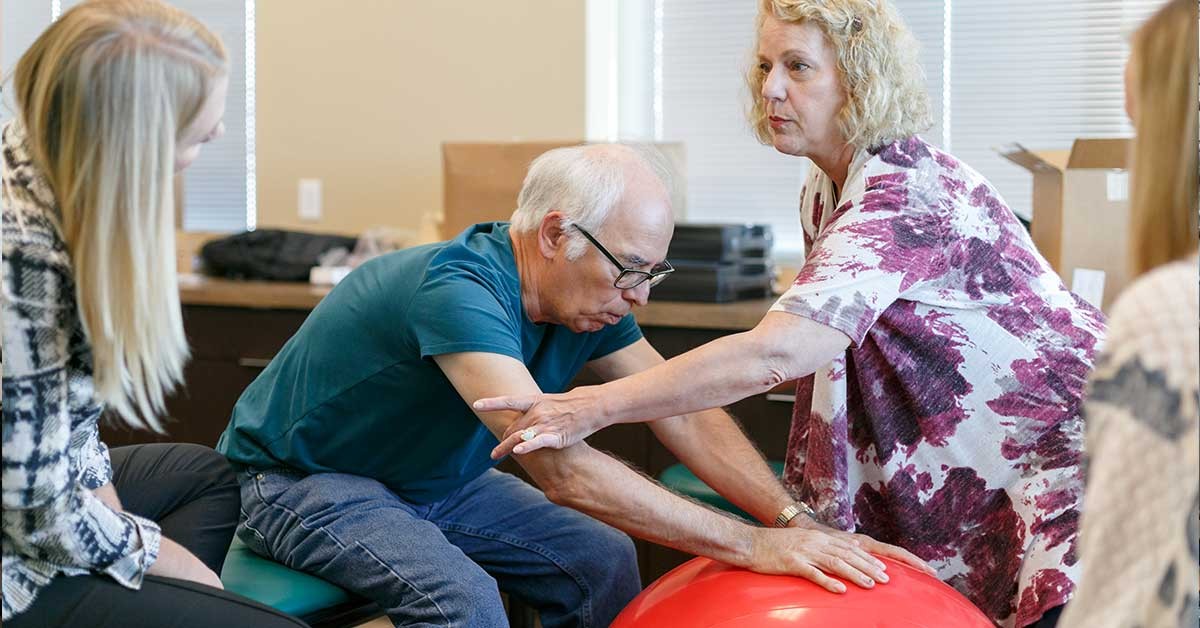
253, 0, 585, 236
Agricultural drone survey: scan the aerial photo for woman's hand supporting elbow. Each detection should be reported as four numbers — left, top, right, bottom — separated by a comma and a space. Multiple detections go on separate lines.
480, 311, 851, 458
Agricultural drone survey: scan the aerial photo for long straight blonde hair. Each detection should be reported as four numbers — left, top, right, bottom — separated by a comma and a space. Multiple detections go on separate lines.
12, 0, 227, 431
1127, 0, 1199, 276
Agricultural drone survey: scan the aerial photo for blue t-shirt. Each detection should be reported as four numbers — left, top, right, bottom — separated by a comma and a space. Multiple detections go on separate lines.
216, 222, 643, 503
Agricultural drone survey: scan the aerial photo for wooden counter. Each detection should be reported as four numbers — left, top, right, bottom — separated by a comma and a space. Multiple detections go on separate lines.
178, 274, 331, 310
179, 274, 776, 331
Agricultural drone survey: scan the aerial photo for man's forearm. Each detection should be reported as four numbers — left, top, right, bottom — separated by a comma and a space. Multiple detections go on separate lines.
651, 409, 796, 527
520, 443, 760, 566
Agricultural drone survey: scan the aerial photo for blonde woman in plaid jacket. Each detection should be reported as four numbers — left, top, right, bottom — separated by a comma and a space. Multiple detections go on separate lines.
2, 2, 304, 626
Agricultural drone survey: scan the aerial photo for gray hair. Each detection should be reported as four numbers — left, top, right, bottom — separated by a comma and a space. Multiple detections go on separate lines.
510, 143, 673, 260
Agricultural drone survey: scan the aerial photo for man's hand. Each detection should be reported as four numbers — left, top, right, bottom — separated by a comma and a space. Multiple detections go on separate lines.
825, 530, 938, 577
743, 526, 892, 593
793, 517, 938, 577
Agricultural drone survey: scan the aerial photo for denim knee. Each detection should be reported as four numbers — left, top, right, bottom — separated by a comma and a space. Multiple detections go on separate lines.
569, 523, 641, 621
589, 524, 640, 587
415, 567, 508, 628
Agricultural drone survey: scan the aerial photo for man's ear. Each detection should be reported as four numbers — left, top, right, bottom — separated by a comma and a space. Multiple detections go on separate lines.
536, 211, 570, 259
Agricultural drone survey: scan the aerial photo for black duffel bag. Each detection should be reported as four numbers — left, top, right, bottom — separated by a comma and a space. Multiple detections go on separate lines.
200, 229, 357, 281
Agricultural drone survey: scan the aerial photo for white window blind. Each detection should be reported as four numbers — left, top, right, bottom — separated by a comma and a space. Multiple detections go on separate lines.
651, 0, 1162, 257
1, 1, 54, 124
949, 0, 1159, 219
167, 0, 255, 231
2, 0, 254, 232
661, 0, 810, 256
893, 1, 946, 150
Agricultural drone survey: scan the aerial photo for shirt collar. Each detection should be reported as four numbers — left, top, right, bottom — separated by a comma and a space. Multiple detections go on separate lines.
2, 119, 61, 216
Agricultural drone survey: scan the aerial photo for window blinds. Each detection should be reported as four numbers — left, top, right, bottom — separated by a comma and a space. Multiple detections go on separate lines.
657, 0, 1163, 256
3, 0, 254, 232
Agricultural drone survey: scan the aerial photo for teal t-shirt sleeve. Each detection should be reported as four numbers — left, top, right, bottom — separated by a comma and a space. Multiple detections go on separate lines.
589, 313, 644, 360
407, 262, 523, 361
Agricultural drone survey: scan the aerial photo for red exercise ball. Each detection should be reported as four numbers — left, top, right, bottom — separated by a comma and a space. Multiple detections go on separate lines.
612, 556, 993, 628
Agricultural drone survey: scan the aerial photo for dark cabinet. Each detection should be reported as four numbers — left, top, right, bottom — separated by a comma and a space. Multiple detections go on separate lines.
101, 306, 309, 448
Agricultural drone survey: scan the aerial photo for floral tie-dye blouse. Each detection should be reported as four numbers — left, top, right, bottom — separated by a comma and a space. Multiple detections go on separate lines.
771, 136, 1105, 628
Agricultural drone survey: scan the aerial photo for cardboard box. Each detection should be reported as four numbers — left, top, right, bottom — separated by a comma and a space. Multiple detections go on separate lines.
1000, 138, 1131, 308
441, 141, 687, 240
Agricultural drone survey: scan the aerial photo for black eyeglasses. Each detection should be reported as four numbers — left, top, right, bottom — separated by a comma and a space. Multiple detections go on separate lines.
574, 225, 674, 290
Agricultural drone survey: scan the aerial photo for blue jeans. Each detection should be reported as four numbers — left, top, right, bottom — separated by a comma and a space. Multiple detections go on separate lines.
237, 467, 641, 627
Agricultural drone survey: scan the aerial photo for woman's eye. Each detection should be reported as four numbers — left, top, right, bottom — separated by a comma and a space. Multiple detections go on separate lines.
757, 62, 770, 73
790, 62, 809, 72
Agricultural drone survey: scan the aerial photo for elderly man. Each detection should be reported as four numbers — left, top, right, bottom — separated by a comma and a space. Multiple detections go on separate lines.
217, 144, 920, 628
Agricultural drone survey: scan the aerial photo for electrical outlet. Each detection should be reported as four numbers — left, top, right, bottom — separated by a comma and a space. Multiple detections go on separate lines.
298, 178, 322, 221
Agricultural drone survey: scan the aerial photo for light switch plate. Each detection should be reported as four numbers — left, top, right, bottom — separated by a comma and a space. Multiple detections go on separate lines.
298, 178, 322, 221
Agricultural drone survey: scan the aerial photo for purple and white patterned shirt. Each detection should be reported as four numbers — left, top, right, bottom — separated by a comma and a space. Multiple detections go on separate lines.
771, 136, 1105, 627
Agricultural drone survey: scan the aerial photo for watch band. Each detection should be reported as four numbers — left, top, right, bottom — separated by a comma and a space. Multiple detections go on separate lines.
774, 502, 816, 528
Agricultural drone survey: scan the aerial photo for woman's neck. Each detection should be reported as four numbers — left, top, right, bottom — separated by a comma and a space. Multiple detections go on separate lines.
809, 142, 857, 196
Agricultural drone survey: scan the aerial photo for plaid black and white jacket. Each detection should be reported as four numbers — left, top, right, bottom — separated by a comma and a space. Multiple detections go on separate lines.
2, 120, 161, 620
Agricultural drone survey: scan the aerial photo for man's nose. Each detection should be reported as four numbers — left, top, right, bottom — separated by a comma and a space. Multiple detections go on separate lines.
622, 280, 651, 307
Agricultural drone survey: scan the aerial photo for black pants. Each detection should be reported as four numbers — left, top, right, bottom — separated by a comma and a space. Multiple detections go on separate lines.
1031, 604, 1064, 628
8, 443, 308, 628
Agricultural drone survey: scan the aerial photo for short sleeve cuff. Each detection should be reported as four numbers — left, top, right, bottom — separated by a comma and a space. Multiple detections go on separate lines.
419, 341, 524, 362
770, 289, 877, 348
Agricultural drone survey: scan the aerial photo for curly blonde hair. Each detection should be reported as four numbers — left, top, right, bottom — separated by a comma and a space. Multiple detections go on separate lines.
746, 0, 932, 151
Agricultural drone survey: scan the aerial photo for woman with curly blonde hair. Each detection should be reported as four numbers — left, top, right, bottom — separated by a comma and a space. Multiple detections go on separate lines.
478, 1, 1105, 625
2, 1, 305, 626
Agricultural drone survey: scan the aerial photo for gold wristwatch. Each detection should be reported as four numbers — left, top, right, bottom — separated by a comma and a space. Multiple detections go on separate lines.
774, 502, 816, 528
